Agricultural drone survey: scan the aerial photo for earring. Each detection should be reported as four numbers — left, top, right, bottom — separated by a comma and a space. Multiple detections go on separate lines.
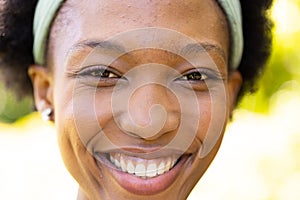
41, 108, 53, 121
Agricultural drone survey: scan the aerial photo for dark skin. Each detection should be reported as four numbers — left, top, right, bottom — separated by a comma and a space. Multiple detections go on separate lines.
29, 0, 243, 199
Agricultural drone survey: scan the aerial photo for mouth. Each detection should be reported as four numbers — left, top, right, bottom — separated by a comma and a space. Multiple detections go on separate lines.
108, 152, 180, 178
95, 151, 191, 195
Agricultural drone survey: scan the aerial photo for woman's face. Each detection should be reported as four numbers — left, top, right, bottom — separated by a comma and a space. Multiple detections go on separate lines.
31, 0, 242, 199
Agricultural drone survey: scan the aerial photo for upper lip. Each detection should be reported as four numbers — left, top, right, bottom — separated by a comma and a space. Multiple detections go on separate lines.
87, 129, 201, 156
94, 147, 192, 160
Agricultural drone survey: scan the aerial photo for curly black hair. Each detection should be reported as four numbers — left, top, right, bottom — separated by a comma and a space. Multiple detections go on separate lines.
0, 0, 273, 100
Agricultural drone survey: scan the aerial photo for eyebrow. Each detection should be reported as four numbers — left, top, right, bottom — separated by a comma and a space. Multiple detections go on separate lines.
68, 40, 126, 54
68, 40, 226, 60
180, 42, 226, 60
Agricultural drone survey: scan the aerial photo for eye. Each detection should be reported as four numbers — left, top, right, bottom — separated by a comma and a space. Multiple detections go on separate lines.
174, 68, 224, 91
181, 71, 208, 81
178, 68, 214, 82
78, 65, 120, 79
72, 65, 124, 87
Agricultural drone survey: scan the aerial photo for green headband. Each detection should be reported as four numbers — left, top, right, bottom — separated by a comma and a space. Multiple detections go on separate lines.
33, 0, 243, 69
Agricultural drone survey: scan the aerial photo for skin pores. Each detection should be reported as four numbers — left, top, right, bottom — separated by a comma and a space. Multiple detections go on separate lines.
30, 0, 242, 199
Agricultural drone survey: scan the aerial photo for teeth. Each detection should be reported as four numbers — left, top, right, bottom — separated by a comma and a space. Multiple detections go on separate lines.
120, 155, 127, 172
165, 157, 172, 171
135, 163, 146, 177
157, 161, 165, 175
109, 153, 180, 178
110, 156, 115, 164
146, 163, 157, 178
114, 159, 121, 168
171, 158, 176, 168
127, 161, 135, 174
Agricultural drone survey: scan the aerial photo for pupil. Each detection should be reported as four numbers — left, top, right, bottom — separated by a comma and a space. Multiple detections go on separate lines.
101, 70, 110, 77
188, 72, 202, 80
92, 70, 109, 77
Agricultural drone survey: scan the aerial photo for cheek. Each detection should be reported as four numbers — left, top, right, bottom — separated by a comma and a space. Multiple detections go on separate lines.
52, 74, 98, 157
58, 85, 114, 151
197, 87, 229, 158
53, 84, 112, 192
198, 95, 212, 131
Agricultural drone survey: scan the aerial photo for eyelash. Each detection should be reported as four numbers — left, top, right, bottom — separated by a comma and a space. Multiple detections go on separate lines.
77, 65, 120, 79
178, 68, 221, 82
74, 65, 222, 86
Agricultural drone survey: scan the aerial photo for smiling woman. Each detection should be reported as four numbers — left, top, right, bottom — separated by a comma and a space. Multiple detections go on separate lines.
0, 0, 273, 199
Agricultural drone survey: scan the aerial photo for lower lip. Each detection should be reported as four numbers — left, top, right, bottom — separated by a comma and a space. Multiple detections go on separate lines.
96, 154, 189, 195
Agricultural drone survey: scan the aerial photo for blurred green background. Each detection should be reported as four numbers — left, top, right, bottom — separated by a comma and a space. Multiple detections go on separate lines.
0, 0, 299, 199
239, 0, 300, 113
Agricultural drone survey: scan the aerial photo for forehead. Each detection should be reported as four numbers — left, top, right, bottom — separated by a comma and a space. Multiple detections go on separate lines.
56, 0, 227, 34
49, 0, 229, 69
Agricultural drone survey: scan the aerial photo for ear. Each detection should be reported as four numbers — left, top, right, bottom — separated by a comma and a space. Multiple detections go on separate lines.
227, 70, 242, 114
28, 65, 55, 122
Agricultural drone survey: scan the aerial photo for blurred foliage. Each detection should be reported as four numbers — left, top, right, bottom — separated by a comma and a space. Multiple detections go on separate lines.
239, 0, 300, 113
0, 83, 33, 123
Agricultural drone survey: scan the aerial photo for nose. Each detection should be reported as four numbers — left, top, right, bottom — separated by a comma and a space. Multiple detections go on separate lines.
116, 84, 180, 140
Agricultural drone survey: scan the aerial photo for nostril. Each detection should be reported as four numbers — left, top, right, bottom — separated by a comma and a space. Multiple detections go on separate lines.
116, 104, 180, 140
117, 104, 167, 139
